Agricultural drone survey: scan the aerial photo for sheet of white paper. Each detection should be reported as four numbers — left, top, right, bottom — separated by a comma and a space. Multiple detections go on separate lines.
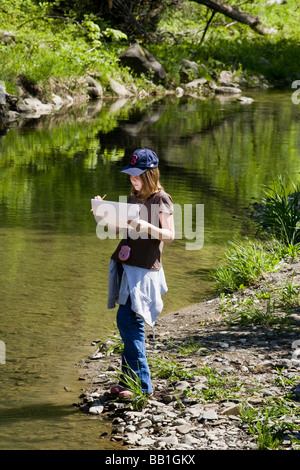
91, 199, 141, 228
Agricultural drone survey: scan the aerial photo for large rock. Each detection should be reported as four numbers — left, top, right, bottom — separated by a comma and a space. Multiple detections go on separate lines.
119, 43, 167, 83
219, 70, 235, 86
0, 81, 6, 105
109, 78, 133, 97
185, 78, 207, 90
50, 94, 64, 110
0, 30, 15, 45
16, 97, 53, 116
86, 76, 103, 99
0, 81, 19, 119
215, 86, 242, 95
180, 59, 199, 82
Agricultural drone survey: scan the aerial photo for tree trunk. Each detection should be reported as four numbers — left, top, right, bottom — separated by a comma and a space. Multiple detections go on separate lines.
191, 0, 277, 35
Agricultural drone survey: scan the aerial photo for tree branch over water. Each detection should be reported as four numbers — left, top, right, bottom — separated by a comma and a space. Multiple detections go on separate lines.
17, 15, 88, 31
190, 0, 278, 35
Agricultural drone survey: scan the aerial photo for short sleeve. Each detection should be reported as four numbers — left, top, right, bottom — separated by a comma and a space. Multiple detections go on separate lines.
158, 192, 174, 214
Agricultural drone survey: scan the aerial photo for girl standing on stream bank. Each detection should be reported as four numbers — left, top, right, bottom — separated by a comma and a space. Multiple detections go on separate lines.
96, 148, 174, 397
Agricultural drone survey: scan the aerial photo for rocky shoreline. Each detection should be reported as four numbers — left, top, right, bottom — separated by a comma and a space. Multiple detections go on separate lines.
0, 42, 266, 126
0, 70, 256, 126
76, 258, 300, 451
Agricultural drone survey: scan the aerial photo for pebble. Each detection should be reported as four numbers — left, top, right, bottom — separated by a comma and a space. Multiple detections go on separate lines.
138, 418, 152, 429
174, 381, 190, 392
202, 409, 218, 420
124, 433, 141, 445
175, 424, 196, 434
156, 434, 178, 447
88, 404, 104, 415
219, 342, 229, 348
125, 425, 136, 432
221, 404, 240, 416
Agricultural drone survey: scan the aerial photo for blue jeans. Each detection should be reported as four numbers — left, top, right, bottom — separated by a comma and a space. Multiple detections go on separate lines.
117, 296, 153, 394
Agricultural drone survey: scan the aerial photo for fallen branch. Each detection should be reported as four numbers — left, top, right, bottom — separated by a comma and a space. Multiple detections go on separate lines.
17, 15, 87, 32
191, 0, 278, 35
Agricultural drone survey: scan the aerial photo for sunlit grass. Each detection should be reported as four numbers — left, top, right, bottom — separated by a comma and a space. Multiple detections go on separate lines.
212, 238, 280, 294
256, 176, 300, 246
2, 0, 300, 94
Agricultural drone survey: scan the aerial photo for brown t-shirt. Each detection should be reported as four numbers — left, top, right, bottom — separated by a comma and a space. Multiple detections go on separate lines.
111, 190, 173, 271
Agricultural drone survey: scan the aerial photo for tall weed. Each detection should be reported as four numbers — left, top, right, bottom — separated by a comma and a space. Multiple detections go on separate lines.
212, 239, 280, 293
256, 176, 300, 245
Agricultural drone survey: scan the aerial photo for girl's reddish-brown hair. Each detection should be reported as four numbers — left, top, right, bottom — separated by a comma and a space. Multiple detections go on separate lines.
131, 168, 163, 201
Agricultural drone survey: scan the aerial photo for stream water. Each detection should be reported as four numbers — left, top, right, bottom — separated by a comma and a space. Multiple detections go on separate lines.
0, 89, 299, 449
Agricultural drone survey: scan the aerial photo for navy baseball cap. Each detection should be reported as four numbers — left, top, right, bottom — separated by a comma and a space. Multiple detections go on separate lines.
121, 148, 159, 176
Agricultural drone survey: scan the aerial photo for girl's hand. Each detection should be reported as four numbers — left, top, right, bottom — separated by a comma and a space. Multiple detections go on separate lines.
94, 195, 102, 200
127, 219, 150, 233
128, 212, 174, 242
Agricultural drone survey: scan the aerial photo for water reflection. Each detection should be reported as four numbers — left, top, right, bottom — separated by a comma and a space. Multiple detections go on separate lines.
0, 90, 300, 449
0, 402, 119, 450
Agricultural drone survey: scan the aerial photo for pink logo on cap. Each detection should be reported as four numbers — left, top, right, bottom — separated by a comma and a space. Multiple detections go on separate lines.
130, 154, 138, 165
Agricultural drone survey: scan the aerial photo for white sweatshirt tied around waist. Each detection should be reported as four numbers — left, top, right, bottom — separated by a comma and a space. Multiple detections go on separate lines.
107, 259, 168, 328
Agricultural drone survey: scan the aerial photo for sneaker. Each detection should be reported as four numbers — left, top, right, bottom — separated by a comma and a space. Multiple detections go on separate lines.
118, 389, 134, 398
110, 385, 127, 395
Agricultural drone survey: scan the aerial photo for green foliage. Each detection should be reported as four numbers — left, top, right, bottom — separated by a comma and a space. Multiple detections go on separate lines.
112, 365, 150, 410
268, 240, 300, 262
217, 268, 300, 327
84, 18, 127, 48
267, 275, 300, 310
274, 367, 300, 388
0, 0, 129, 93
104, 27, 128, 41
178, 338, 204, 355
1, 0, 300, 93
240, 399, 300, 450
84, 19, 103, 48
149, 355, 198, 381
212, 175, 300, 299
152, 0, 300, 85
221, 297, 280, 327
212, 239, 280, 294
256, 176, 300, 246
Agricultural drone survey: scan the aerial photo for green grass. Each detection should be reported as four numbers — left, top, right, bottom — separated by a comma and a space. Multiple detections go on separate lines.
112, 364, 151, 410
268, 275, 300, 310
212, 238, 280, 294
149, 355, 198, 381
240, 398, 300, 450
212, 176, 300, 298
217, 271, 300, 327
0, 0, 145, 95
255, 176, 300, 246
1, 0, 300, 95
222, 298, 281, 327
153, 0, 300, 86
